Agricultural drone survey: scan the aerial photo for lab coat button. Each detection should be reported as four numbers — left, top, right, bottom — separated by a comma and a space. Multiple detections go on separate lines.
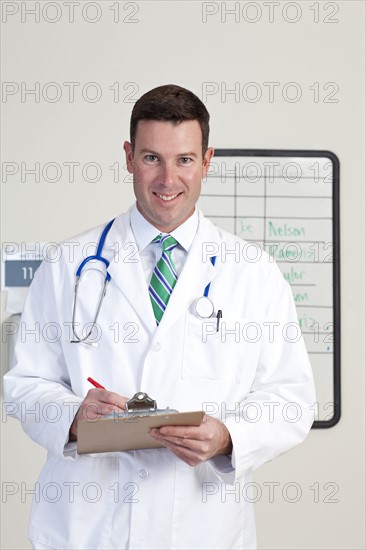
138, 468, 150, 479
153, 343, 161, 352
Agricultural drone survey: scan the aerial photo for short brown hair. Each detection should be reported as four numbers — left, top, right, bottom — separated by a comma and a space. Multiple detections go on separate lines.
130, 84, 210, 155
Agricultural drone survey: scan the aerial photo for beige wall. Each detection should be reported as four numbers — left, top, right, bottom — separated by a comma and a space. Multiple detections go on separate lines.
1, 1, 365, 548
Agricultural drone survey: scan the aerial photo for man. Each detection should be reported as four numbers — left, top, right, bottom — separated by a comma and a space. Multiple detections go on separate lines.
4, 84, 315, 549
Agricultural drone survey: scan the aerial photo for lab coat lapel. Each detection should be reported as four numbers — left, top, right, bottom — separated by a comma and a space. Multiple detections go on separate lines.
155, 213, 221, 337
105, 211, 156, 332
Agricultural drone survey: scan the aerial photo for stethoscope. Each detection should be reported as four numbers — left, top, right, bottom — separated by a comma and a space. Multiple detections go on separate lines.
70, 219, 220, 346
70, 218, 115, 345
193, 256, 222, 330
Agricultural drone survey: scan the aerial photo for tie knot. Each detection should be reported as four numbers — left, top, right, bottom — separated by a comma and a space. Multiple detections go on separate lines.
153, 234, 178, 253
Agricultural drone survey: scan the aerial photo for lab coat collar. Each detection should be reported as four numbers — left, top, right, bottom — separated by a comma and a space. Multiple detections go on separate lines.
105, 208, 157, 333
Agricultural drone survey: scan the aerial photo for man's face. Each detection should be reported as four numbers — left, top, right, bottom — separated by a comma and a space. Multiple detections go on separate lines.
123, 120, 214, 233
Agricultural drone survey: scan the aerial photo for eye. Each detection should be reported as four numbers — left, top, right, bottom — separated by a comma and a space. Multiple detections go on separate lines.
179, 157, 192, 165
145, 154, 159, 163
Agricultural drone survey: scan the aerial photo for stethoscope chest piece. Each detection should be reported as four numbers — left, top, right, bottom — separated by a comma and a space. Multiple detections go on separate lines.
194, 296, 214, 318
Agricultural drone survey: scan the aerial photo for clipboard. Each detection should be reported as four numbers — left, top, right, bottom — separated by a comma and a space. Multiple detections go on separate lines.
77, 392, 205, 454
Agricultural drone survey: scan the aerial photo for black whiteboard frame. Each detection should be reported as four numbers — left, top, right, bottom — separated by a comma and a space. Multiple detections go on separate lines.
212, 149, 341, 429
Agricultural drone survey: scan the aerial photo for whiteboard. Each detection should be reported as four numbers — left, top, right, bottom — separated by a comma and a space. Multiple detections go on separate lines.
198, 150, 340, 428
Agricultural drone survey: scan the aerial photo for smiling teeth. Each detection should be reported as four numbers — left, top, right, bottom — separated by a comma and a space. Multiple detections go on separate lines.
156, 193, 178, 201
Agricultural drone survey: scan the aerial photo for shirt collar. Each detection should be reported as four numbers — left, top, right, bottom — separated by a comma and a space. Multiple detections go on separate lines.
130, 203, 199, 253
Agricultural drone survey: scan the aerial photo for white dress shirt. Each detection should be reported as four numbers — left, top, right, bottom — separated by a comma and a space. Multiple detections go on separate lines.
130, 202, 199, 285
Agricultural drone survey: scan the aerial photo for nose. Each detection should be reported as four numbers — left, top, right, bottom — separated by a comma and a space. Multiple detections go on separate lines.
159, 162, 176, 186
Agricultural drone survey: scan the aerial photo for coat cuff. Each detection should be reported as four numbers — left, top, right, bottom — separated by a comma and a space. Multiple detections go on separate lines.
206, 453, 236, 484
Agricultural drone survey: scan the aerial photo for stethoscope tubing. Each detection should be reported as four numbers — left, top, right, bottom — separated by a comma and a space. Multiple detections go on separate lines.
71, 219, 115, 344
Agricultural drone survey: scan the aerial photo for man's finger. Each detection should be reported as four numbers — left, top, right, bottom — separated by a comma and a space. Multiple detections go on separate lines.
156, 425, 203, 440
87, 389, 127, 409
156, 439, 205, 466
80, 401, 126, 419
150, 431, 207, 452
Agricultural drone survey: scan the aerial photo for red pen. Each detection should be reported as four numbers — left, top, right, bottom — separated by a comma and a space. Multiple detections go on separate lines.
87, 377, 106, 390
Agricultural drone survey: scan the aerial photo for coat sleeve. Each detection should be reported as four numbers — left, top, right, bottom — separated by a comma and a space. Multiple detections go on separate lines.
3, 255, 83, 459
208, 261, 316, 483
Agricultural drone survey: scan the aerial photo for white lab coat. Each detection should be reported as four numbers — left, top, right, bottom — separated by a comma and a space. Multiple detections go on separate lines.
3, 209, 316, 550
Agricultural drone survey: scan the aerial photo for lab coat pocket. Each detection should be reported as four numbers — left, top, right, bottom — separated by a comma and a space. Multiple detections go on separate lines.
182, 314, 261, 383
28, 454, 120, 549
171, 462, 246, 549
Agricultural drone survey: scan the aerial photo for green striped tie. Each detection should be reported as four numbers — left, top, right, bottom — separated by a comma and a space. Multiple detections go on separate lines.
149, 234, 178, 325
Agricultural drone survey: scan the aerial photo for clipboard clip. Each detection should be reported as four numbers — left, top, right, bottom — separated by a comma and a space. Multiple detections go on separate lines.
122, 392, 178, 418
125, 392, 157, 414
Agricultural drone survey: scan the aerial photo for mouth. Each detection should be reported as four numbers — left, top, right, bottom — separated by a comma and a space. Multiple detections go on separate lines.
153, 192, 182, 202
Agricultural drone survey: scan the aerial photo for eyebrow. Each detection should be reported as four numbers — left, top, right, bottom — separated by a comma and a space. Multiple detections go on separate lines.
140, 149, 198, 158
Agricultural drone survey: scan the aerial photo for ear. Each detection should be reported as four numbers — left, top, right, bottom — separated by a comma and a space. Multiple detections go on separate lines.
202, 147, 215, 178
123, 141, 134, 173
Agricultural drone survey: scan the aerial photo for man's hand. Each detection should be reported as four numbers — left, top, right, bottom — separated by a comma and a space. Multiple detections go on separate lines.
69, 389, 128, 441
149, 415, 232, 466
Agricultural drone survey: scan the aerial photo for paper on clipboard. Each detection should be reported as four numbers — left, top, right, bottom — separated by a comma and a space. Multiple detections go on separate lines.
77, 392, 205, 455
